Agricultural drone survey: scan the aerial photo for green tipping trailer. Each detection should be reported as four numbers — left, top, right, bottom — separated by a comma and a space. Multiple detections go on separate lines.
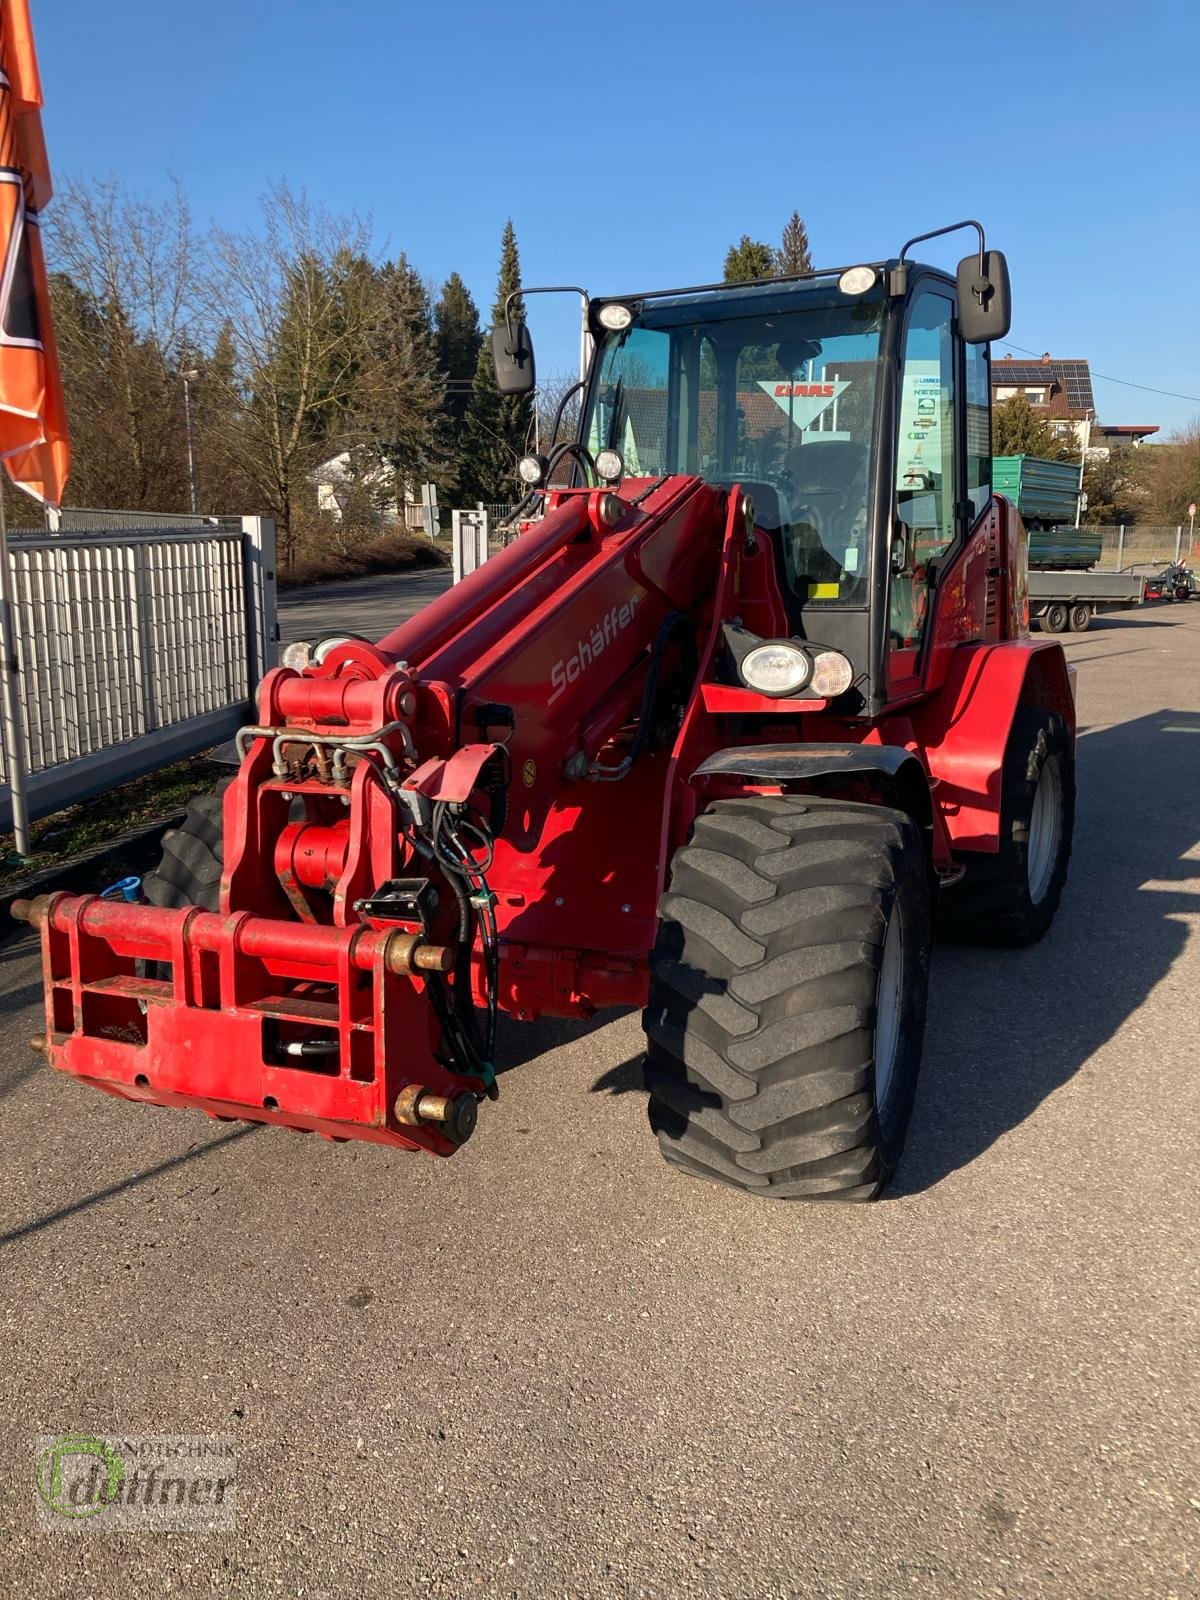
994, 454, 1144, 631
993, 454, 1100, 568
993, 453, 1083, 525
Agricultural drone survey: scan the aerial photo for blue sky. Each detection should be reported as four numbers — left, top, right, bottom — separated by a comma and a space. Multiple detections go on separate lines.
35, 0, 1200, 436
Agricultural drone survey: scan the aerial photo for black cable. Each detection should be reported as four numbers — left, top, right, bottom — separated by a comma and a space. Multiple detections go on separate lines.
544, 440, 597, 486
627, 611, 690, 764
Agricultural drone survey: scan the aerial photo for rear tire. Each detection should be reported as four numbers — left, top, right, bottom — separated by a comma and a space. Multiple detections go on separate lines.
643, 797, 932, 1202
1041, 603, 1069, 634
143, 782, 229, 912
940, 708, 1074, 946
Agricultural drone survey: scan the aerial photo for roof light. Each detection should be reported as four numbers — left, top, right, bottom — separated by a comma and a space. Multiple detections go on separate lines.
597, 303, 633, 331
837, 266, 878, 296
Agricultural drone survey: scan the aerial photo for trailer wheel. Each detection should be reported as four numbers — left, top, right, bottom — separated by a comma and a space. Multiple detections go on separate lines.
143, 783, 229, 912
643, 797, 932, 1201
1068, 603, 1091, 632
941, 709, 1074, 947
1041, 603, 1069, 634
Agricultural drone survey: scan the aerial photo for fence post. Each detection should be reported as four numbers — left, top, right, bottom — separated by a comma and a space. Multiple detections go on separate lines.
0, 495, 30, 852
1116, 525, 1125, 569
1175, 526, 1183, 563
242, 516, 278, 703
131, 544, 156, 733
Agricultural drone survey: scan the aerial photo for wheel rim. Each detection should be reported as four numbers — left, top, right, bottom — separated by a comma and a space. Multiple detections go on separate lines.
874, 905, 904, 1111
1027, 755, 1063, 905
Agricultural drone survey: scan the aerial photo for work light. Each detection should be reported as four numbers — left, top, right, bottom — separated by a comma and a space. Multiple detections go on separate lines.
517, 453, 548, 487
594, 448, 624, 484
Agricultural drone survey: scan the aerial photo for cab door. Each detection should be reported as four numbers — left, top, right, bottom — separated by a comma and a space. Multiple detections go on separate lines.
887, 285, 960, 696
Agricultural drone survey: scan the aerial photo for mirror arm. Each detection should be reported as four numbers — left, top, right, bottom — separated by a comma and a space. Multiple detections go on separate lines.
897, 219, 986, 268
503, 285, 591, 350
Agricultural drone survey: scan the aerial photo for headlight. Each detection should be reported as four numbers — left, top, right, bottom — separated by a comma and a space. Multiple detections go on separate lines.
597, 302, 633, 331
282, 640, 313, 673
837, 265, 878, 296
740, 641, 812, 697
313, 635, 357, 665
517, 452, 548, 487
594, 447, 624, 483
809, 649, 854, 697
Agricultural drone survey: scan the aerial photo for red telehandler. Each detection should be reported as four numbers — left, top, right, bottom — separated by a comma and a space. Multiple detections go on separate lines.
16, 223, 1075, 1201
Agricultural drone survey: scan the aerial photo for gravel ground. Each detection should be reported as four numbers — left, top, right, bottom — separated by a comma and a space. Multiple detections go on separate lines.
0, 599, 1196, 1599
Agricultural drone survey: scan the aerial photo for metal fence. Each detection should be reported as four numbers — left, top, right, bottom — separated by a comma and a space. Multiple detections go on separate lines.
43, 507, 240, 534
450, 510, 490, 583
0, 515, 276, 833
1088, 524, 1197, 572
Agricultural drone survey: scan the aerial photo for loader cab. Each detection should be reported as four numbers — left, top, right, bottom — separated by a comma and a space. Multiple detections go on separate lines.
576, 245, 1006, 713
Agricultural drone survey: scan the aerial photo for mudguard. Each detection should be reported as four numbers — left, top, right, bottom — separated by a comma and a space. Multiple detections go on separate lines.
906, 638, 1075, 853
693, 742, 935, 837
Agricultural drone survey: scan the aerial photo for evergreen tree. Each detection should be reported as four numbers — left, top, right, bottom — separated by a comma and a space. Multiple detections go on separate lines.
723, 235, 776, 283
459, 220, 533, 502
776, 210, 813, 275
993, 392, 1078, 462
357, 252, 447, 500
434, 271, 483, 429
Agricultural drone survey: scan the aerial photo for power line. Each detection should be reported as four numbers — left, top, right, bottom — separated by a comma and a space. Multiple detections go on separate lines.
998, 340, 1200, 405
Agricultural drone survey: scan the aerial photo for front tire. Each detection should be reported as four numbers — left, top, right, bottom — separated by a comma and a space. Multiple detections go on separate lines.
1041, 603, 1069, 634
643, 797, 932, 1202
941, 708, 1074, 946
143, 784, 228, 912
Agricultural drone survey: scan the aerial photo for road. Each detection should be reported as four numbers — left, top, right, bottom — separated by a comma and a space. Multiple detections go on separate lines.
2, 588, 1197, 1599
277, 567, 452, 646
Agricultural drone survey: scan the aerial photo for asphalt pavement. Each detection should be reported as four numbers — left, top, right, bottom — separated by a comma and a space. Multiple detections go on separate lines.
277, 567, 452, 645
1, 589, 1197, 1599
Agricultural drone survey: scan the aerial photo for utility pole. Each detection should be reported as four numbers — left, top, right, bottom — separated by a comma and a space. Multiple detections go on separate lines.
1074, 411, 1092, 529
182, 368, 200, 515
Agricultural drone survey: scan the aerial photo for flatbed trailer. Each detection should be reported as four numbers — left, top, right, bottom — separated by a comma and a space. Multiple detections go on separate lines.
1028, 569, 1146, 633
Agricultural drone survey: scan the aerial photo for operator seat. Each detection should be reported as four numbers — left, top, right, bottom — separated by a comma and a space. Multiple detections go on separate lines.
713, 477, 840, 622
785, 440, 867, 540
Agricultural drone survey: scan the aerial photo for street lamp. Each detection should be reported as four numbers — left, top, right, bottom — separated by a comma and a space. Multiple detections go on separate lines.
181, 367, 200, 515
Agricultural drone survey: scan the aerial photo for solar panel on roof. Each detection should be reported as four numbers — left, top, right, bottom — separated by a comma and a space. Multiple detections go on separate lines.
991, 357, 1093, 411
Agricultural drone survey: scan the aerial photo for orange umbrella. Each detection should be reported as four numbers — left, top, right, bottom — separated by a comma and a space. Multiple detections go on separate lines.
0, 0, 69, 507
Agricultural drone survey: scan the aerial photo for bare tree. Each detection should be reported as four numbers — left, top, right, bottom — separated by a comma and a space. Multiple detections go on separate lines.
204, 184, 385, 561
536, 369, 585, 474
45, 176, 202, 507
1143, 418, 1200, 526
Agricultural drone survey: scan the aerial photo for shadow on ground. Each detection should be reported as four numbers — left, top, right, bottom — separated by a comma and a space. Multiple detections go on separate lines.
895, 707, 1199, 1193
580, 708, 1200, 1197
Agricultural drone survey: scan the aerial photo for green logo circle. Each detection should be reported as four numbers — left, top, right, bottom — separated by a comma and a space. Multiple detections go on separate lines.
37, 1435, 125, 1519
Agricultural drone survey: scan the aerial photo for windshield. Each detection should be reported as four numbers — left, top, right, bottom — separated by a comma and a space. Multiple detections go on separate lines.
583, 289, 884, 605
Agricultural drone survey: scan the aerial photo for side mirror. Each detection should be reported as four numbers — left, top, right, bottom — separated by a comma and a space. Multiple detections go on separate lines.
491, 318, 536, 395
957, 249, 1011, 344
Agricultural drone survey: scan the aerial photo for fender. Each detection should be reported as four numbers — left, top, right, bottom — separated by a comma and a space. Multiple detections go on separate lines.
903, 638, 1075, 854
693, 742, 936, 845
